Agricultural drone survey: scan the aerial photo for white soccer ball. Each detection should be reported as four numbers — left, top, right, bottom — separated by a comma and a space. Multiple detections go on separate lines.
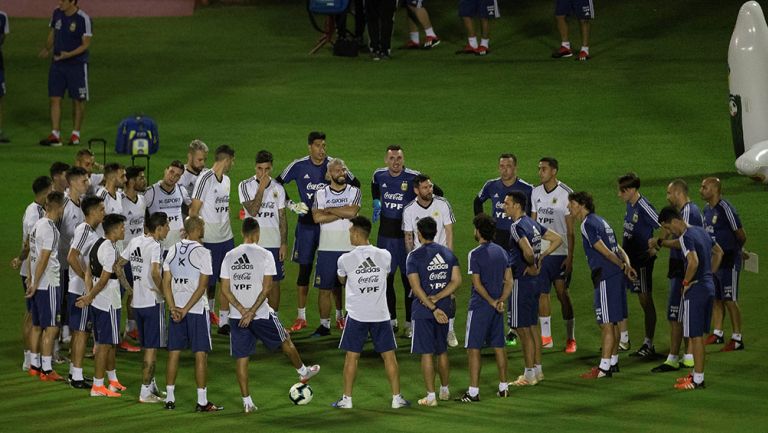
289, 382, 313, 405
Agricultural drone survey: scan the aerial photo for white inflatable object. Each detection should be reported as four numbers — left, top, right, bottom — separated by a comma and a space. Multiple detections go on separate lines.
728, 1, 768, 183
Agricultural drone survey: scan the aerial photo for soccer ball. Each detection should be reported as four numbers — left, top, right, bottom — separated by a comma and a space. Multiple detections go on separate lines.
289, 382, 313, 405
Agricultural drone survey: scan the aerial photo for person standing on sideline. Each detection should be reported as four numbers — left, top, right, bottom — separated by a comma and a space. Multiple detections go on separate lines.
456, 0, 499, 55
0, 10, 10, 142
551, 0, 594, 60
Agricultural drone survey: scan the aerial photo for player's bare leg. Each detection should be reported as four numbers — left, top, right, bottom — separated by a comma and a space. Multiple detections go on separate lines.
342, 351, 360, 396
467, 349, 481, 388
268, 281, 281, 312
165, 350, 180, 387
142, 348, 157, 386
50, 97, 62, 132
556, 16, 569, 42
494, 347, 508, 384
579, 19, 590, 47
724, 300, 742, 334
73, 99, 86, 132
437, 352, 449, 389
236, 357, 249, 397
381, 350, 401, 395
421, 354, 436, 394
194, 351, 207, 389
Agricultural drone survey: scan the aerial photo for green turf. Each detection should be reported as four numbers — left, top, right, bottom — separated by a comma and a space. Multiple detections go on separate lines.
1, 0, 767, 431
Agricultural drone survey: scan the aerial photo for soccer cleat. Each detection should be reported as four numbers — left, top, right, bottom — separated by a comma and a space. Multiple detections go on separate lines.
68, 134, 81, 146
417, 397, 437, 407
70, 379, 89, 389
705, 333, 724, 345
506, 329, 518, 347
209, 311, 220, 326
476, 45, 488, 56
336, 317, 346, 330
542, 336, 554, 348
195, 402, 224, 412
510, 375, 538, 386
651, 361, 680, 373
290, 318, 307, 332
676, 374, 693, 383
447, 330, 459, 348
91, 385, 121, 397
423, 36, 441, 49
300, 364, 321, 383
164, 401, 176, 410
109, 380, 127, 392
610, 364, 620, 374
40, 370, 65, 382
402, 40, 420, 50
438, 388, 450, 401
28, 366, 41, 377
391, 395, 410, 409
331, 397, 353, 409
536, 370, 545, 382
39, 134, 62, 147
577, 50, 590, 61
674, 378, 705, 390
310, 325, 331, 337
580, 367, 612, 379
244, 404, 258, 413
497, 389, 510, 398
630, 343, 656, 358
217, 324, 231, 336
618, 340, 631, 351
119, 341, 141, 352
139, 393, 164, 403
682, 358, 695, 368
455, 391, 480, 403
565, 339, 577, 353
721, 339, 744, 352
551, 46, 573, 58
127, 329, 139, 340
456, 44, 478, 55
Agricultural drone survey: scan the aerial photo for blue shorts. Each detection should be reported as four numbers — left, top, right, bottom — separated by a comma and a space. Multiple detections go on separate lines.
168, 311, 211, 353
465, 306, 505, 349
555, 0, 594, 19
32, 286, 61, 329
594, 273, 625, 325
715, 266, 740, 301
627, 261, 654, 294
135, 303, 167, 349
459, 0, 500, 18
204, 238, 235, 291
92, 306, 121, 345
681, 294, 714, 338
68, 292, 92, 332
291, 223, 320, 265
228, 313, 288, 358
22, 276, 32, 312
539, 255, 570, 294
411, 318, 448, 355
667, 278, 684, 322
266, 247, 285, 282
48, 61, 89, 100
377, 235, 407, 276
314, 250, 344, 290
508, 278, 539, 328
339, 317, 397, 353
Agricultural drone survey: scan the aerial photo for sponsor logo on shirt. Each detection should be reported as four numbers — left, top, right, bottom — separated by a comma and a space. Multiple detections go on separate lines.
232, 254, 253, 270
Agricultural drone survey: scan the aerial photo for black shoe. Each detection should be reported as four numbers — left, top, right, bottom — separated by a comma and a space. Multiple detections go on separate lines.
311, 325, 331, 337
164, 401, 176, 410
217, 324, 230, 336
610, 363, 620, 373
39, 135, 62, 147
630, 343, 656, 358
496, 389, 509, 398
455, 391, 480, 403
195, 401, 224, 412
70, 379, 89, 389
651, 362, 681, 373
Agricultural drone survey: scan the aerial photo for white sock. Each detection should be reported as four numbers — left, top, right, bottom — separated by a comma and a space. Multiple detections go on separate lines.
666, 354, 679, 364
425, 27, 436, 38
298, 308, 306, 320
426, 392, 436, 401
599, 358, 610, 371
93, 377, 104, 387
320, 318, 331, 329
52, 130, 61, 139
499, 382, 508, 392
69, 362, 74, 376
561, 41, 571, 49
620, 331, 629, 343
62, 325, 71, 338
732, 333, 742, 341
23, 350, 31, 367
540, 316, 552, 338
41, 355, 53, 372
566, 319, 575, 340
404, 321, 411, 329
440, 385, 449, 396
643, 337, 653, 347
713, 329, 724, 337
127, 320, 137, 332
336, 309, 343, 320
580, 46, 590, 54
409, 32, 419, 44
297, 364, 309, 377
197, 387, 207, 406
468, 386, 479, 397
220, 310, 229, 325
468, 37, 478, 49
166, 385, 176, 402
534, 364, 543, 376
448, 318, 455, 332
31, 353, 41, 368
610, 355, 619, 366
72, 367, 84, 381
693, 372, 704, 384
480, 38, 489, 48
107, 369, 118, 382
71, 130, 80, 138
243, 395, 254, 407
140, 384, 152, 399
524, 368, 536, 381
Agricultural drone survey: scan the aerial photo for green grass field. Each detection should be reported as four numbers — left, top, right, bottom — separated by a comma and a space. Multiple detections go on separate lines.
2, 0, 767, 431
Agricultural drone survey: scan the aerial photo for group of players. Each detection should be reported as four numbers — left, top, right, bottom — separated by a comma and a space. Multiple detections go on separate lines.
14, 132, 748, 411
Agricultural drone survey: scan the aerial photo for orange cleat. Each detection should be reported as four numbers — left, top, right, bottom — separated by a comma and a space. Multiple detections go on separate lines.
91, 385, 122, 397
119, 341, 141, 352
289, 318, 307, 333
564, 339, 577, 353
40, 370, 65, 382
109, 380, 127, 392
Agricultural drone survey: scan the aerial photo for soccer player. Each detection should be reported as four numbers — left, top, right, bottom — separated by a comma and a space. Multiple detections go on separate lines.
73, 148, 103, 194
49, 161, 70, 193
121, 166, 147, 341
13, 180, 52, 373
551, 0, 594, 60
457, 0, 500, 55
332, 216, 410, 409
457, 214, 513, 402
568, 191, 635, 379
26, 191, 66, 381
700, 177, 747, 351
650, 179, 702, 373
117, 212, 168, 402
179, 139, 209, 201
403, 174, 459, 346
38, 0, 92, 147
162, 216, 220, 411
504, 191, 562, 386
311, 158, 361, 337
190, 144, 235, 335
531, 157, 577, 352
617, 172, 660, 357
145, 160, 191, 253
66, 195, 104, 388
76, 213, 130, 397
0, 9, 8, 142
657, 206, 723, 390
220, 217, 320, 413
239, 150, 287, 316
407, 217, 461, 406
276, 131, 359, 333
95, 163, 126, 216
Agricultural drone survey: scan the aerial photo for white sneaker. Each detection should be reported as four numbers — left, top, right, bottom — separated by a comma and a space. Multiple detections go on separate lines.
417, 397, 437, 407
438, 388, 450, 401
391, 394, 411, 409
332, 396, 353, 409
536, 371, 545, 382
447, 331, 459, 348
244, 404, 258, 413
300, 364, 321, 383
149, 382, 167, 397
139, 393, 164, 403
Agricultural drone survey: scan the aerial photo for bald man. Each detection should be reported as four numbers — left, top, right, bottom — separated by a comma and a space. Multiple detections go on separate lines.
700, 178, 747, 352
